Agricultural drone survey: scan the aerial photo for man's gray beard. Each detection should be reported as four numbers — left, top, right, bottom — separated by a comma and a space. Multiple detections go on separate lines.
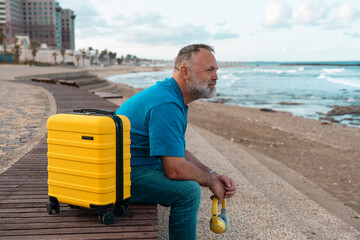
189, 77, 216, 99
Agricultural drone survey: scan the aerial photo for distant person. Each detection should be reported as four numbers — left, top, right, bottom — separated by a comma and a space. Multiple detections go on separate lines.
116, 44, 236, 239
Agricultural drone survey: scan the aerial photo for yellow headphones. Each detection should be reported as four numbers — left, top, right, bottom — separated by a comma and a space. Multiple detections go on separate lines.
210, 197, 230, 234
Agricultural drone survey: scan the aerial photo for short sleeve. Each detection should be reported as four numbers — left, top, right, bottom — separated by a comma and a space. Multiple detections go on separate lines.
148, 102, 186, 157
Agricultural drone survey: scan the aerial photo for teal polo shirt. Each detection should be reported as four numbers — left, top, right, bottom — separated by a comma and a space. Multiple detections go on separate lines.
116, 77, 188, 168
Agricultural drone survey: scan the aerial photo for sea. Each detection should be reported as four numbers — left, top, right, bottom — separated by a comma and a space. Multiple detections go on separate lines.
107, 61, 360, 127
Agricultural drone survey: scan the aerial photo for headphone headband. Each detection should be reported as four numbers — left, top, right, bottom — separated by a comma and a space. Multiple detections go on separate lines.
210, 197, 229, 234
211, 197, 226, 220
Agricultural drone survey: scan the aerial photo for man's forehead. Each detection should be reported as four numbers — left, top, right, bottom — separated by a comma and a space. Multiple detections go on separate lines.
192, 49, 218, 68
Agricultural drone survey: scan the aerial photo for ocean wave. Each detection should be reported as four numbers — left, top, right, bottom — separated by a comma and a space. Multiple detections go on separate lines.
326, 78, 360, 88
345, 98, 358, 102
317, 74, 327, 79
254, 68, 301, 74
221, 73, 237, 80
222, 79, 238, 87
323, 68, 345, 74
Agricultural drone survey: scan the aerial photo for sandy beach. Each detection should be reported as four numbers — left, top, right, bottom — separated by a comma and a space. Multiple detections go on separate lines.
107, 79, 360, 238
1, 64, 359, 238
104, 71, 360, 216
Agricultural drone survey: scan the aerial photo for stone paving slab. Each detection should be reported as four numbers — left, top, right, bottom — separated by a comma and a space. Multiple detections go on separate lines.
0, 81, 56, 173
185, 124, 359, 239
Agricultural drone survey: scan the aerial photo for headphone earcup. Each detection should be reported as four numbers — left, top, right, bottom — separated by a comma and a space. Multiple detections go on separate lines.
218, 213, 230, 232
210, 216, 226, 234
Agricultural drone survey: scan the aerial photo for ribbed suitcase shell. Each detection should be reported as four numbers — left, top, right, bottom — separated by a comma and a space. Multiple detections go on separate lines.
47, 113, 131, 209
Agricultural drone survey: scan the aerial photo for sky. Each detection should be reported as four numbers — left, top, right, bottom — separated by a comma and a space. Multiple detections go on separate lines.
59, 0, 360, 62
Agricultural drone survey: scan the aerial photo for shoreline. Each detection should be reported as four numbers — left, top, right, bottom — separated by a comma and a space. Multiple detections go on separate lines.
108, 80, 360, 213
106, 79, 360, 233
105, 66, 360, 129
1, 64, 359, 235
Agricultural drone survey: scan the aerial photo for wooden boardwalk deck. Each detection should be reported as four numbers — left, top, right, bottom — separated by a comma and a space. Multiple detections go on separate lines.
0, 82, 158, 239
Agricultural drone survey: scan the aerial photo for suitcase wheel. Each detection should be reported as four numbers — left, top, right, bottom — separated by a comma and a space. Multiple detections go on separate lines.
47, 201, 60, 214
113, 205, 128, 217
99, 211, 115, 225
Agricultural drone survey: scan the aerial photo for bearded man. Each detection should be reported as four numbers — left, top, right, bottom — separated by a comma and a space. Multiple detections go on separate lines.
116, 44, 236, 240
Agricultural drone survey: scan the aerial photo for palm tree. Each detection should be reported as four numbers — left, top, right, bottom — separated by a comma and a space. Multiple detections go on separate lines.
87, 47, 94, 65
60, 48, 66, 65
90, 55, 95, 65
0, 29, 7, 63
95, 49, 99, 64
75, 54, 80, 66
108, 51, 117, 65
12, 37, 21, 64
80, 48, 86, 66
29, 41, 39, 63
52, 52, 58, 64
88, 46, 93, 53
12, 45, 21, 64
99, 49, 107, 64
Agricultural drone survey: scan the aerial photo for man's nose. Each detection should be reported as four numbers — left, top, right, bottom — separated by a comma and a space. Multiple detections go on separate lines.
213, 72, 218, 80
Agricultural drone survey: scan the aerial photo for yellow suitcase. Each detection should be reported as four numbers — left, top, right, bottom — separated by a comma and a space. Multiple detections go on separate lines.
46, 109, 131, 225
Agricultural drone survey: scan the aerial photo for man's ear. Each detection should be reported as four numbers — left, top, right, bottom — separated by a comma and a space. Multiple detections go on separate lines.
179, 63, 191, 80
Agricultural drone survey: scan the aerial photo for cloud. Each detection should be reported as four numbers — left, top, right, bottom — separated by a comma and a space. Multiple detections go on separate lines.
292, 2, 329, 25
344, 32, 360, 38
127, 12, 167, 27
122, 24, 211, 45
263, 1, 360, 30
103, 12, 239, 45
212, 31, 239, 40
263, 1, 291, 28
120, 23, 239, 45
319, 4, 360, 29
338, 5, 360, 20
216, 22, 227, 26
69, 4, 116, 40
65, 1, 241, 48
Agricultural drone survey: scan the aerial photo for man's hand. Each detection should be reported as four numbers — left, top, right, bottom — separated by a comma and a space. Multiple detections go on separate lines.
216, 175, 236, 198
209, 176, 227, 204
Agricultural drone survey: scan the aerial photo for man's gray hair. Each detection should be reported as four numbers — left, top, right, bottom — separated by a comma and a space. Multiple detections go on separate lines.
174, 44, 215, 69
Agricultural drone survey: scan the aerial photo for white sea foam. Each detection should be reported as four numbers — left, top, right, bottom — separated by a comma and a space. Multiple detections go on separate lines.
345, 98, 358, 102
107, 66, 360, 127
317, 71, 360, 88
221, 73, 236, 80
254, 68, 300, 74
323, 68, 345, 74
317, 74, 326, 79
326, 77, 360, 88
254, 69, 283, 74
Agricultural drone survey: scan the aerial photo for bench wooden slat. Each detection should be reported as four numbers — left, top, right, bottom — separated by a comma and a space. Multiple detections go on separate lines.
0, 232, 158, 240
30, 77, 55, 84
0, 81, 159, 239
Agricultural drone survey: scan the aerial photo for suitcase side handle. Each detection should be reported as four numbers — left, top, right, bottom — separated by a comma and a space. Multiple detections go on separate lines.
74, 109, 116, 116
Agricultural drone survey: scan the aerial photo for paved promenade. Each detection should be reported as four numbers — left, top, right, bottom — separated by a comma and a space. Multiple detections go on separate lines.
1, 65, 359, 239
0, 80, 55, 173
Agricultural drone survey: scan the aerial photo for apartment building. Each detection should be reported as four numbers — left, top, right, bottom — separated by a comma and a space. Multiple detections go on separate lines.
0, 0, 24, 43
0, 0, 75, 50
61, 8, 75, 50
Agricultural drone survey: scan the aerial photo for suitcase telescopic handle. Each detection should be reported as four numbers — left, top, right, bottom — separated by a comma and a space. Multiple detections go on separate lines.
74, 109, 116, 116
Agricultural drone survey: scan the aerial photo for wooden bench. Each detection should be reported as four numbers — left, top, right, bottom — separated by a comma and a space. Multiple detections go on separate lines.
30, 77, 56, 84
0, 81, 159, 240
58, 79, 79, 87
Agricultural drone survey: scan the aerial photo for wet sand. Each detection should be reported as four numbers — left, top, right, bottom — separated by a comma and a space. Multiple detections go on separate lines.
108, 79, 360, 218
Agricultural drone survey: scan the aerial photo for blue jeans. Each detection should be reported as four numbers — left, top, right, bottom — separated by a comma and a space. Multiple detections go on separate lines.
129, 165, 201, 240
